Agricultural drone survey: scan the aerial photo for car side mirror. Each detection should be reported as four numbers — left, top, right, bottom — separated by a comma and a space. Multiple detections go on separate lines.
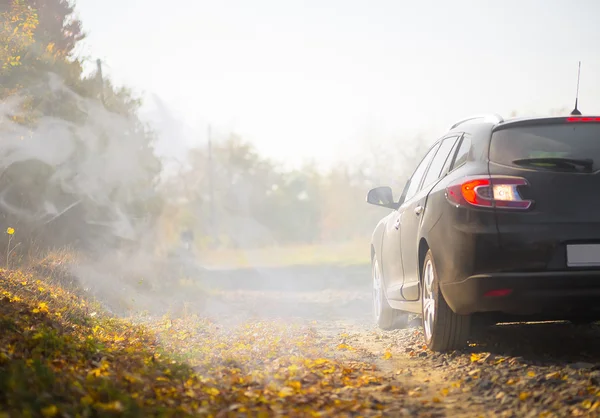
366, 186, 397, 209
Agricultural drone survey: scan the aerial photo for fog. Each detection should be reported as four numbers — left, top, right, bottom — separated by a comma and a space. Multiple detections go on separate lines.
1, 0, 599, 331
0, 67, 400, 323
4, 1, 600, 416
77, 0, 600, 169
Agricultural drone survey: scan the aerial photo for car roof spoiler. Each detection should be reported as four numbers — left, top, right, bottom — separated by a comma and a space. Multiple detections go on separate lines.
449, 114, 505, 130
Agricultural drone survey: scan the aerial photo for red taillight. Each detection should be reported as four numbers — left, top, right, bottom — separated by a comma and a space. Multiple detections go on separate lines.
460, 178, 492, 207
484, 289, 513, 297
446, 176, 533, 210
567, 117, 600, 122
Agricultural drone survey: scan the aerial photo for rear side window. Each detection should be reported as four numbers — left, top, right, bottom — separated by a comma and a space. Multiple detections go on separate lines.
421, 135, 459, 188
402, 143, 440, 202
452, 135, 471, 169
490, 124, 600, 169
441, 136, 461, 174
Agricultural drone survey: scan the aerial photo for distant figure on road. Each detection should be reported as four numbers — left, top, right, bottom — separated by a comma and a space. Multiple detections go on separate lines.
180, 228, 194, 252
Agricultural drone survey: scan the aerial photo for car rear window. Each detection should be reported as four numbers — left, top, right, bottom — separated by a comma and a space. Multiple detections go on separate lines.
490, 124, 600, 167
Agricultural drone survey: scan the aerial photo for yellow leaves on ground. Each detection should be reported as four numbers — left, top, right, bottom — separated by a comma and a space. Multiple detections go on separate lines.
470, 353, 483, 362
87, 360, 111, 378
336, 343, 355, 351
0, 267, 408, 417
32, 301, 49, 314
519, 392, 531, 401
278, 387, 294, 398
95, 401, 124, 412
40, 405, 58, 417
582, 399, 600, 411
383, 350, 392, 360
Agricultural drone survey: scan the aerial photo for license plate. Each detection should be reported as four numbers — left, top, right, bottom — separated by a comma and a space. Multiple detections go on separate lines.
567, 244, 600, 267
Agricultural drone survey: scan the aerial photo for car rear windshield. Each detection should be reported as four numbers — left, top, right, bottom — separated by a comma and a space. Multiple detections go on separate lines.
490, 123, 600, 168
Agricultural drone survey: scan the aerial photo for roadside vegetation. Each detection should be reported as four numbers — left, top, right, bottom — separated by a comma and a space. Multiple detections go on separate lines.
196, 239, 369, 268
0, 252, 422, 417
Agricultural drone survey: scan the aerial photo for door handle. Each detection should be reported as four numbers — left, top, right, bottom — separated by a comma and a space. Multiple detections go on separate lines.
394, 217, 400, 230
414, 206, 424, 216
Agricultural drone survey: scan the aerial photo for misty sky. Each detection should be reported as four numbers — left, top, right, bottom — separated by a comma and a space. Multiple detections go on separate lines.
75, 0, 600, 167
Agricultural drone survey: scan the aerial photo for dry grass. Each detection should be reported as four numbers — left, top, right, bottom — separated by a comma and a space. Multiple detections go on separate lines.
196, 239, 370, 268
0, 252, 410, 417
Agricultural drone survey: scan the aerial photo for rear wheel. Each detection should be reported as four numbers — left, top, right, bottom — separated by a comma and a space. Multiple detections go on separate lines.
421, 250, 471, 352
372, 255, 408, 330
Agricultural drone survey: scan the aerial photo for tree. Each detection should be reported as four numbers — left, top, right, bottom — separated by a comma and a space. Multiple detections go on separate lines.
1, 0, 85, 97
29, 0, 84, 57
0, 0, 38, 74
0, 0, 163, 256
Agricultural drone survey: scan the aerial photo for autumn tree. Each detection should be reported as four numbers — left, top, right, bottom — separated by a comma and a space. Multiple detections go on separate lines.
0, 0, 38, 75
0, 0, 163, 255
29, 0, 84, 55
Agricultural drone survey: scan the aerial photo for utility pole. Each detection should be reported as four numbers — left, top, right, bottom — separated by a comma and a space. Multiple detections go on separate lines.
96, 59, 105, 107
207, 125, 216, 245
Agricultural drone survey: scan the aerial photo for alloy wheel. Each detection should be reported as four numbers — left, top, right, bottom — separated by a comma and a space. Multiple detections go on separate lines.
422, 259, 435, 342
372, 260, 382, 322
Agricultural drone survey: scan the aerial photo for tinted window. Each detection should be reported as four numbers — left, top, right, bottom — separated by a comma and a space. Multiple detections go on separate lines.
441, 135, 461, 174
452, 135, 471, 169
402, 143, 440, 202
421, 136, 459, 188
490, 124, 600, 170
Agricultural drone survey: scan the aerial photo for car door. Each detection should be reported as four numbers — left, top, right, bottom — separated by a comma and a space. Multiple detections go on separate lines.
399, 135, 461, 300
381, 142, 440, 301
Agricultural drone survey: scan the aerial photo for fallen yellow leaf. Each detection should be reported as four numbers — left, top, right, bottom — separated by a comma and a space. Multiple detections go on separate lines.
41, 405, 58, 417
470, 353, 482, 362
519, 392, 530, 401
278, 387, 294, 398
337, 343, 354, 351
205, 387, 220, 397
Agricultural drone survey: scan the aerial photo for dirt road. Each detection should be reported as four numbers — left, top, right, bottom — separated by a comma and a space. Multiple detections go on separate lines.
196, 264, 600, 417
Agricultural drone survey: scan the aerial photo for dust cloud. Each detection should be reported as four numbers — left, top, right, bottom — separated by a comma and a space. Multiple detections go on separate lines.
0, 70, 392, 326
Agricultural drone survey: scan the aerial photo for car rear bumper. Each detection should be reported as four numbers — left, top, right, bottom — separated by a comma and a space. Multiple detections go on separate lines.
441, 270, 600, 316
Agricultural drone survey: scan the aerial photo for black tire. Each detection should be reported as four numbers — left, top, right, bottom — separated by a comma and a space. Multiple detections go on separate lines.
421, 250, 471, 352
372, 255, 409, 330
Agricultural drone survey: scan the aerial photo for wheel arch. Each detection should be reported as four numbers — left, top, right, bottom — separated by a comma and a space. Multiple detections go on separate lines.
418, 237, 430, 287
418, 235, 454, 304
371, 214, 388, 264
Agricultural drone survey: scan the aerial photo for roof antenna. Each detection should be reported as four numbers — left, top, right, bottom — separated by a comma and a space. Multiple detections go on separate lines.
571, 61, 582, 116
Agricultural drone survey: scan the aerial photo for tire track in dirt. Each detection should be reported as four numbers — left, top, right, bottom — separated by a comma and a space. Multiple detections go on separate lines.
199, 265, 600, 417
314, 319, 487, 417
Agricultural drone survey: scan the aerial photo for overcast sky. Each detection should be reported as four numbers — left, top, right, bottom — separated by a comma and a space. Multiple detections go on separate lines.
75, 0, 600, 167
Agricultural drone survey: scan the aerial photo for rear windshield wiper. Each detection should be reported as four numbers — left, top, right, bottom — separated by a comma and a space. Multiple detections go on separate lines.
512, 157, 594, 172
